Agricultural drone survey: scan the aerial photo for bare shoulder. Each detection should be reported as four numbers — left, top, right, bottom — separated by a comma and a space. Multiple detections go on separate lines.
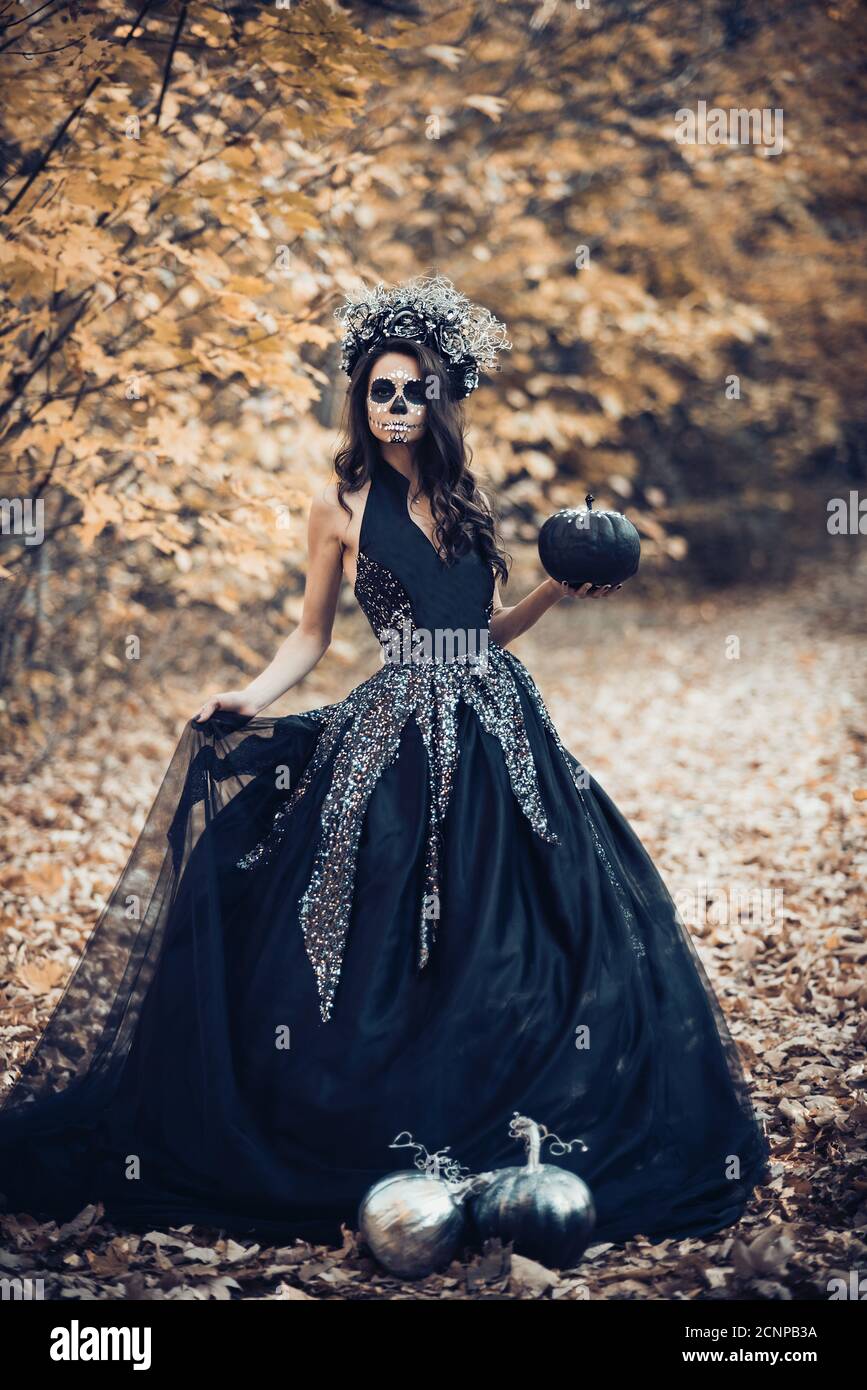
309, 480, 345, 534
309, 476, 368, 543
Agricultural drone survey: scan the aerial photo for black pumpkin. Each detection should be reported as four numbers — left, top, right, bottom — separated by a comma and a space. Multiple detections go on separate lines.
538, 493, 640, 588
470, 1115, 595, 1269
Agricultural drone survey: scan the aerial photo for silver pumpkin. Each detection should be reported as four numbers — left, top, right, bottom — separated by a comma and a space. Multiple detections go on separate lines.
360, 1134, 474, 1279
470, 1114, 596, 1269
359, 1168, 466, 1279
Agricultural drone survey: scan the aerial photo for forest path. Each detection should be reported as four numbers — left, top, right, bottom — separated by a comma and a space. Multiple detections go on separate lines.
1, 562, 864, 1299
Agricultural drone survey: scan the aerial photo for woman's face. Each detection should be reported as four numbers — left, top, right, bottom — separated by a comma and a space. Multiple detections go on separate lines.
365, 350, 428, 446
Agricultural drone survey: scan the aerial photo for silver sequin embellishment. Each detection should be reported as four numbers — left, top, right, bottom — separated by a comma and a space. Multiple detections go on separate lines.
238, 552, 644, 1022
502, 649, 646, 959
237, 552, 561, 1020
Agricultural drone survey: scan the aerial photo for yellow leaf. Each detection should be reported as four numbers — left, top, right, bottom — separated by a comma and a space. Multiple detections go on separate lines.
16, 958, 67, 995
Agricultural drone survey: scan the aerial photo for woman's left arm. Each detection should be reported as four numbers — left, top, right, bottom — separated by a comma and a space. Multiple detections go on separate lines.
489, 577, 618, 647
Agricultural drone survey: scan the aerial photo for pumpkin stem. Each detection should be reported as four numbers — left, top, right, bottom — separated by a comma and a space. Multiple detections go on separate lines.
389, 1131, 468, 1184
585, 492, 594, 510
510, 1113, 543, 1171
527, 1125, 542, 1172
509, 1112, 590, 1169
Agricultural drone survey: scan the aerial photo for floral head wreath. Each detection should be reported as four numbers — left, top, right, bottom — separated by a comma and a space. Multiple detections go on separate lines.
334, 272, 511, 399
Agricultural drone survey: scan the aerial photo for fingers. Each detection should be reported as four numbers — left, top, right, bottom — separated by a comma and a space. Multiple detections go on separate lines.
194, 698, 219, 723
560, 581, 623, 599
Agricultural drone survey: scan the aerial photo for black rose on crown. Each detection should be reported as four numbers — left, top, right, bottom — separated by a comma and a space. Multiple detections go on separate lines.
437, 324, 466, 358
386, 308, 427, 339
334, 273, 510, 400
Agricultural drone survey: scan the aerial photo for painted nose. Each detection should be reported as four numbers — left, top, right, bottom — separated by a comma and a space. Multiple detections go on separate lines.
390, 394, 408, 415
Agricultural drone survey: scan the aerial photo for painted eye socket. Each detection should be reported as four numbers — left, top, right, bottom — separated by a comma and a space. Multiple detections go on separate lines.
369, 378, 395, 402
369, 377, 427, 406
402, 379, 427, 405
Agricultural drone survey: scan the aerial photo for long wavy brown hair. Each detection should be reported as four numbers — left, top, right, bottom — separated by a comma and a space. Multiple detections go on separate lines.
334, 337, 509, 584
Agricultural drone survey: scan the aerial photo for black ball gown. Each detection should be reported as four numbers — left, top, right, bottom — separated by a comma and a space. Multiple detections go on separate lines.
0, 456, 769, 1249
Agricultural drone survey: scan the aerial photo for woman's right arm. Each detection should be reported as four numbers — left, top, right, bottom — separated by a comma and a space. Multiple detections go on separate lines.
194, 489, 346, 722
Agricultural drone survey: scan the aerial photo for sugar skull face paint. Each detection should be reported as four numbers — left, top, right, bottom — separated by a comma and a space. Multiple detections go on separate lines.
366, 351, 428, 446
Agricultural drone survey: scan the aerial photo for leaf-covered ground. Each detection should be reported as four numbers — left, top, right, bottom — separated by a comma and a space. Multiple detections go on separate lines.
1, 562, 865, 1300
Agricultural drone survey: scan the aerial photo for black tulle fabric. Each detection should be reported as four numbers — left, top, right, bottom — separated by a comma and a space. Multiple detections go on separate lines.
0, 457, 770, 1248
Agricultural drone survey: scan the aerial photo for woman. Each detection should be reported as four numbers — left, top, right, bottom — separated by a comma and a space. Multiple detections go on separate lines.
0, 275, 769, 1251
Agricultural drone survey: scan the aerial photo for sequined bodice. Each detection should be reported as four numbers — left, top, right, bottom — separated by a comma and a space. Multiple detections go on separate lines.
354, 457, 495, 645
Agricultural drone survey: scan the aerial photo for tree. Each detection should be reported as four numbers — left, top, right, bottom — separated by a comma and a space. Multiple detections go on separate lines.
2, 0, 865, 736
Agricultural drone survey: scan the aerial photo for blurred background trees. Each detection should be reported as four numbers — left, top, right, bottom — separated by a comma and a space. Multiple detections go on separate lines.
2, 0, 865, 740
